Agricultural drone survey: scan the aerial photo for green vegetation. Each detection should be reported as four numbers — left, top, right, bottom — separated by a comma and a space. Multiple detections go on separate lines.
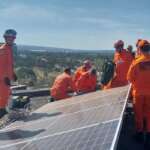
15, 49, 113, 88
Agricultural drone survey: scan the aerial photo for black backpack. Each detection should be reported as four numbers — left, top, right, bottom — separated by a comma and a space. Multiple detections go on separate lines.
100, 59, 115, 85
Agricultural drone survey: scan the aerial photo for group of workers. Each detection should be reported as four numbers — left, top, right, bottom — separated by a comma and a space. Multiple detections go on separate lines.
50, 39, 135, 101
0, 28, 150, 148
50, 60, 97, 100
50, 39, 150, 148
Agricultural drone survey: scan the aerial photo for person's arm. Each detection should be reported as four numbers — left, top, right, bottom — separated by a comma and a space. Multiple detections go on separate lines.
73, 69, 80, 83
127, 62, 137, 84
7, 48, 14, 81
68, 77, 76, 92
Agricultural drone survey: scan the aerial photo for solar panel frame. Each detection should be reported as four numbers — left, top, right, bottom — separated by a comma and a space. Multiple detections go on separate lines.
110, 84, 131, 150
0, 85, 130, 150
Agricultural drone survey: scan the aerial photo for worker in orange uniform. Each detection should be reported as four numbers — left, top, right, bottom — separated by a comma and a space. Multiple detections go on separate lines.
0, 29, 17, 118
127, 45, 135, 58
50, 68, 75, 100
76, 68, 97, 94
127, 40, 150, 148
105, 40, 133, 89
135, 39, 142, 58
74, 60, 92, 84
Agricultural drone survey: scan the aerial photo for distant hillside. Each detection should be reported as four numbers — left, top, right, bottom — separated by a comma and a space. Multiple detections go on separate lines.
18, 45, 72, 52
18, 45, 114, 54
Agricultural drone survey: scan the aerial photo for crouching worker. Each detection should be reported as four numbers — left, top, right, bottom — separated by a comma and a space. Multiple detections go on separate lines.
76, 68, 97, 94
50, 67, 75, 101
127, 40, 150, 149
0, 29, 17, 118
74, 60, 92, 84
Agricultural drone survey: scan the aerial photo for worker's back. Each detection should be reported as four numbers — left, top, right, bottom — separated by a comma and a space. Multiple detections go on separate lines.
76, 72, 97, 93
51, 72, 74, 100
113, 49, 133, 84
74, 66, 87, 83
127, 54, 150, 96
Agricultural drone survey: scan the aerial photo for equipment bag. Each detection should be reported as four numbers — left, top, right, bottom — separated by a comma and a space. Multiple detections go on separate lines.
11, 96, 30, 109
100, 59, 115, 85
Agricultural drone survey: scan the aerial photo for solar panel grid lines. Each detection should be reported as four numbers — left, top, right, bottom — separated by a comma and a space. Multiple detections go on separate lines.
21, 120, 119, 150
0, 85, 130, 150
2, 89, 124, 131
0, 122, 102, 149
110, 84, 131, 150
0, 97, 125, 133
35, 86, 128, 113
16, 102, 124, 149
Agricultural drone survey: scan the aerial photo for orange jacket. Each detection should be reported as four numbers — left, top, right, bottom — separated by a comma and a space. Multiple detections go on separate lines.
0, 44, 14, 108
50, 73, 75, 100
113, 49, 133, 83
74, 66, 89, 83
127, 54, 150, 96
104, 49, 133, 89
0, 44, 14, 80
76, 72, 97, 93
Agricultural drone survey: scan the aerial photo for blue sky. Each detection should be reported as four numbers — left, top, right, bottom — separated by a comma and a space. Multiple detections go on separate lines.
0, 0, 149, 50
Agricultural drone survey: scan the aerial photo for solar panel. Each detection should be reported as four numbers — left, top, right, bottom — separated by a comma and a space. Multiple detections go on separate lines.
0, 85, 130, 150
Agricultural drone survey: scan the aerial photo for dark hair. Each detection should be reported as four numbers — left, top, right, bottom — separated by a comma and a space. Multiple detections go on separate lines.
64, 67, 71, 74
141, 44, 150, 53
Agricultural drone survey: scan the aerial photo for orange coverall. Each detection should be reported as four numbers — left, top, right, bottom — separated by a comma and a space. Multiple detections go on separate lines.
74, 66, 89, 84
76, 72, 97, 93
127, 54, 150, 132
50, 73, 75, 100
105, 49, 133, 89
0, 44, 14, 108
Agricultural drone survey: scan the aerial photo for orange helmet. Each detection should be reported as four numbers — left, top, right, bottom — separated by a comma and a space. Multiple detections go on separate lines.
138, 40, 149, 48
114, 40, 124, 49
136, 39, 142, 47
138, 40, 150, 52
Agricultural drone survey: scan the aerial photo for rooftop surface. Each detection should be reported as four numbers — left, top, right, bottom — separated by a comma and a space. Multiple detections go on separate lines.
0, 86, 129, 150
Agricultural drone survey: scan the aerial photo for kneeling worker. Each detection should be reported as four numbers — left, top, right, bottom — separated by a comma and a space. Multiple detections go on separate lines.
76, 68, 97, 94
127, 40, 150, 149
50, 68, 75, 101
74, 60, 92, 84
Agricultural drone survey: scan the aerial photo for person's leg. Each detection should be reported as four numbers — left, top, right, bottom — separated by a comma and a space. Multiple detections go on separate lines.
0, 84, 10, 118
133, 95, 144, 142
144, 96, 150, 149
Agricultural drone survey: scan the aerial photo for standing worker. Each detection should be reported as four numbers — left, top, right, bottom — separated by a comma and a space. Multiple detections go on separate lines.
105, 40, 133, 89
127, 45, 133, 53
50, 67, 75, 100
0, 29, 17, 118
127, 40, 150, 149
127, 45, 135, 58
135, 39, 142, 58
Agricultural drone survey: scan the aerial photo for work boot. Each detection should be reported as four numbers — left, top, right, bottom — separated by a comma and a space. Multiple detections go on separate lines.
133, 132, 144, 143
144, 132, 150, 150
0, 108, 8, 118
